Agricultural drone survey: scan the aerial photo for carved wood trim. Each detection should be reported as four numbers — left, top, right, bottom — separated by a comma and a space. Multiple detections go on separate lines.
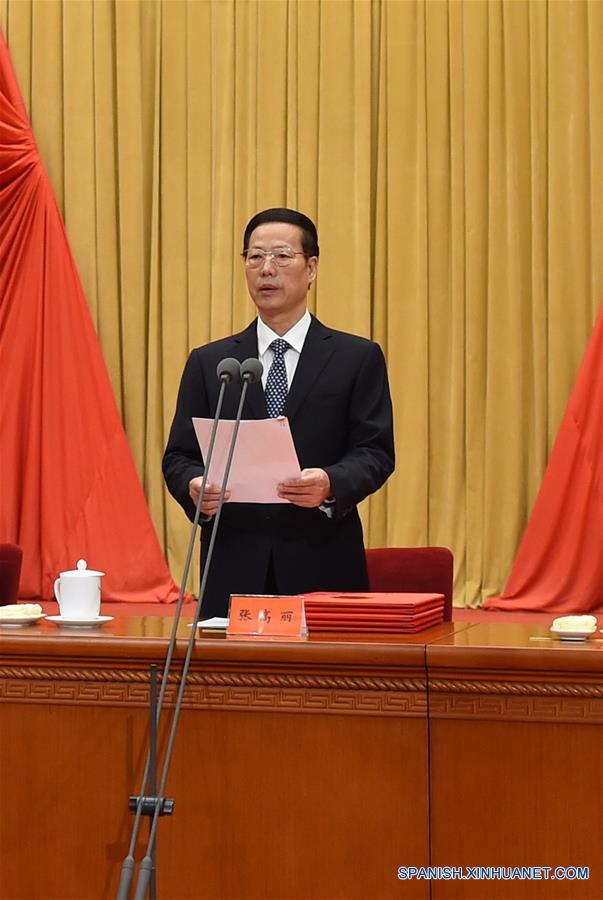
429, 693, 603, 724
429, 678, 603, 724
429, 678, 603, 698
0, 667, 427, 717
0, 666, 425, 690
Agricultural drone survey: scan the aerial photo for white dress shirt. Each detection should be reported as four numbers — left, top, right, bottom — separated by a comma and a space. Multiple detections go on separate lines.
256, 309, 312, 391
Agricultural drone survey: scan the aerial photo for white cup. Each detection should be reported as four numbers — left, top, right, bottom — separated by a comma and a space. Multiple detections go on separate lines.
53, 559, 104, 619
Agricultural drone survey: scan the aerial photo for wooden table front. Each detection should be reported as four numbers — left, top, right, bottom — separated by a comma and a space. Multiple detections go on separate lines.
427, 623, 603, 900
0, 618, 462, 900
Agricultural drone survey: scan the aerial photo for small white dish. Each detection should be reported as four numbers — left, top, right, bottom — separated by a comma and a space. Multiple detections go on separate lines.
550, 626, 596, 641
0, 613, 46, 626
46, 615, 114, 627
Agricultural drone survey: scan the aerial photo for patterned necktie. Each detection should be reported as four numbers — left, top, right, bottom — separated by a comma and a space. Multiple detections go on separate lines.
265, 338, 291, 417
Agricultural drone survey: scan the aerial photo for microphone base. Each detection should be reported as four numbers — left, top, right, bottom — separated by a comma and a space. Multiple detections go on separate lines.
128, 795, 175, 817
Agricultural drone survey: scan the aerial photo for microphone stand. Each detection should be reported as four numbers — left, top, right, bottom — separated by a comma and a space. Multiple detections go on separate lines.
147, 665, 158, 900
130, 358, 262, 900
116, 357, 242, 900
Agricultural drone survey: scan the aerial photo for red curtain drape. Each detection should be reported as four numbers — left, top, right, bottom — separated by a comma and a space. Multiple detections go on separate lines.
0, 30, 182, 602
487, 306, 603, 613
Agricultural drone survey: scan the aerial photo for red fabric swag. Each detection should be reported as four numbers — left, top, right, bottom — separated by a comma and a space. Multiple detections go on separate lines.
0, 30, 183, 602
487, 305, 603, 613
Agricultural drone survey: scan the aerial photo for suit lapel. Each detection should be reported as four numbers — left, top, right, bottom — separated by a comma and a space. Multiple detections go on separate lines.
284, 316, 335, 423
232, 320, 267, 419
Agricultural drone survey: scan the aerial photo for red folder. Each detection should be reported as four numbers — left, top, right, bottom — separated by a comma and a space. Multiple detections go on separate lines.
304, 592, 445, 633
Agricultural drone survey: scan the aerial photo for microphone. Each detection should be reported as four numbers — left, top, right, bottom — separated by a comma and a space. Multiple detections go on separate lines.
240, 356, 263, 384
117, 357, 241, 900
130, 357, 263, 900
217, 357, 241, 384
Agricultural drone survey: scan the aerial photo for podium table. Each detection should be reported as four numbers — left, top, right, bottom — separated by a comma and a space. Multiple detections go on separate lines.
0, 617, 464, 900
2, 619, 602, 899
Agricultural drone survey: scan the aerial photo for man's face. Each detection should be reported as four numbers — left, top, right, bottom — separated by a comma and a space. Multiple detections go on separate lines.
244, 222, 317, 326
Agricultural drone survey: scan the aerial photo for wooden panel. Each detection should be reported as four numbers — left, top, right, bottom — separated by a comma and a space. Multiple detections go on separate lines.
429, 718, 603, 900
0, 702, 148, 900
162, 709, 427, 899
0, 701, 428, 899
428, 623, 603, 899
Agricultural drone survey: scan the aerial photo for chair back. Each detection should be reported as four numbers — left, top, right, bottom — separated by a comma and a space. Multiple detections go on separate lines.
365, 546, 454, 621
0, 543, 23, 606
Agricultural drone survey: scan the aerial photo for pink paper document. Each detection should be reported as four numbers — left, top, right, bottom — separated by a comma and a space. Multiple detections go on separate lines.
192, 417, 301, 503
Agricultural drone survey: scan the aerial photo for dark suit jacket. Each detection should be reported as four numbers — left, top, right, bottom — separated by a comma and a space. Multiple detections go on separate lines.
162, 315, 395, 616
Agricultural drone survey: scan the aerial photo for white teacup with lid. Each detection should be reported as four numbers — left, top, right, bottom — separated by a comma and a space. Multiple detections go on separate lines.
53, 559, 104, 619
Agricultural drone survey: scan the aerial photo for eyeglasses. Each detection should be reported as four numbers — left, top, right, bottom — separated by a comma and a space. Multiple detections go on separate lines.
242, 247, 307, 268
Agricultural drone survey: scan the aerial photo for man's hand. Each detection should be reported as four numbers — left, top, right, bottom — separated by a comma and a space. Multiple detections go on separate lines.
277, 468, 332, 508
189, 477, 230, 517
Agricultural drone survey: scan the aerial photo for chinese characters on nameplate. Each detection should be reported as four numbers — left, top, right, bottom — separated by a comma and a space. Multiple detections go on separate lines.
227, 595, 307, 638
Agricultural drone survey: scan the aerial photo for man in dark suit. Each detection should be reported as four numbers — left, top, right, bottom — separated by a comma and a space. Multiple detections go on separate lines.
163, 208, 395, 617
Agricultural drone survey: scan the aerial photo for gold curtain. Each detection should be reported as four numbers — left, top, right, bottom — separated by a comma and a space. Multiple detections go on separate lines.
1, 0, 601, 606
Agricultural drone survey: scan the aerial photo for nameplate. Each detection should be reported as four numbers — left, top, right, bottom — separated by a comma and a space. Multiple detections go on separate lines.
227, 595, 307, 637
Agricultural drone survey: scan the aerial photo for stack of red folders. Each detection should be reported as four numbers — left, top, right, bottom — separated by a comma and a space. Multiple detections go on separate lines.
303, 592, 445, 633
